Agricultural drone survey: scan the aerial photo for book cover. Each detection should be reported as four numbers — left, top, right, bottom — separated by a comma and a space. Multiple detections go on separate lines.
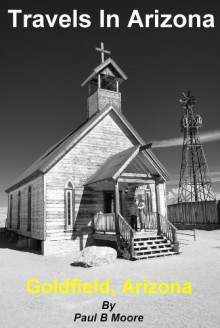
0, 1, 220, 327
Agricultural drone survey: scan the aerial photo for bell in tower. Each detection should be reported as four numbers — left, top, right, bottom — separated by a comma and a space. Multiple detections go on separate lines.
81, 42, 127, 119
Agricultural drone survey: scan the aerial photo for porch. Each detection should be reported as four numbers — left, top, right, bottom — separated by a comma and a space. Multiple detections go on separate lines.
85, 145, 179, 259
93, 212, 158, 241
92, 212, 178, 259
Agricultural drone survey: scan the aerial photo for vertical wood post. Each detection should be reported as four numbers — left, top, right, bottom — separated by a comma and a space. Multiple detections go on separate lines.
171, 227, 176, 243
155, 180, 161, 235
114, 180, 120, 235
98, 74, 101, 89
163, 182, 168, 221
116, 80, 119, 92
130, 231, 134, 259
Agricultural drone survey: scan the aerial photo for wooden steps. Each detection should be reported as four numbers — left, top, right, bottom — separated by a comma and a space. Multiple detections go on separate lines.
132, 234, 178, 260
92, 227, 179, 260
133, 251, 178, 259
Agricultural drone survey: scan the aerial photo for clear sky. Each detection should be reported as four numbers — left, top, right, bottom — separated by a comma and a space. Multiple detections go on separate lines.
1, 0, 220, 206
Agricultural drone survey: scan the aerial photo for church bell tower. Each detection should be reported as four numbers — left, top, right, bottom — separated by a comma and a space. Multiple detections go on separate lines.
81, 42, 127, 119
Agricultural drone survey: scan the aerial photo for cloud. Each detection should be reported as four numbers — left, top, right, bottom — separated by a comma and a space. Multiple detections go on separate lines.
167, 179, 179, 186
166, 172, 220, 191
166, 174, 179, 186
167, 187, 179, 205
152, 137, 183, 148
215, 193, 220, 200
152, 130, 220, 148
209, 172, 220, 182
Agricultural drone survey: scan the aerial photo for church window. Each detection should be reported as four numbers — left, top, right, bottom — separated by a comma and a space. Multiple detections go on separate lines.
9, 195, 13, 228
65, 181, 75, 230
27, 186, 31, 231
17, 191, 21, 229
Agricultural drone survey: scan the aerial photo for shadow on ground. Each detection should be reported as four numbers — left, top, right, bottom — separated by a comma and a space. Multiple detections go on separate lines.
0, 233, 40, 254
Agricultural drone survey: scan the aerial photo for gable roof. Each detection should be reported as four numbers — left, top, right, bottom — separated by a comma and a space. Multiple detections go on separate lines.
86, 146, 140, 185
81, 58, 128, 87
5, 105, 169, 192
85, 145, 163, 185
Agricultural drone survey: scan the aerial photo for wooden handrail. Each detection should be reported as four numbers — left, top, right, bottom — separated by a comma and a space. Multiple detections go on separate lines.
167, 220, 178, 231
176, 229, 196, 241
118, 213, 134, 258
118, 213, 134, 233
159, 213, 178, 244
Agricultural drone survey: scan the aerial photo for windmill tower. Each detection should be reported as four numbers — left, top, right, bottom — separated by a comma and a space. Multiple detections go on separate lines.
178, 91, 216, 203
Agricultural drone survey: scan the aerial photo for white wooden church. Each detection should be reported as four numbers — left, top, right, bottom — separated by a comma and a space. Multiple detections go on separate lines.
6, 44, 179, 258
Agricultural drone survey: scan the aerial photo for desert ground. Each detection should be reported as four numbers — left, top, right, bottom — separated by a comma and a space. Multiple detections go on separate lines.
0, 230, 220, 328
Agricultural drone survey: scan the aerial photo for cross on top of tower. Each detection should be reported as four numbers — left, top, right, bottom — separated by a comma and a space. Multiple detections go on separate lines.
95, 42, 111, 63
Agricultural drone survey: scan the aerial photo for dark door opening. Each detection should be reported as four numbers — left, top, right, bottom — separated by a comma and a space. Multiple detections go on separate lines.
104, 191, 122, 214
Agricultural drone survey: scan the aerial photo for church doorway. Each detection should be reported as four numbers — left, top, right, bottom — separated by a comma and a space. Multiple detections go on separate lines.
104, 191, 122, 214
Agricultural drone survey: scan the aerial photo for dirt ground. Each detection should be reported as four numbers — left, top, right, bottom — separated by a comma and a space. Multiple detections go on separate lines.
0, 230, 220, 328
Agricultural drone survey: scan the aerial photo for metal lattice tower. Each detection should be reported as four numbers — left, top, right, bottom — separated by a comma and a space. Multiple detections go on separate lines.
178, 91, 216, 203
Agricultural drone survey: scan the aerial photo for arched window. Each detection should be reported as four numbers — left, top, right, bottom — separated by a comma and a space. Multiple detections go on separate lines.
9, 195, 13, 229
17, 191, 21, 230
65, 181, 75, 230
27, 186, 31, 231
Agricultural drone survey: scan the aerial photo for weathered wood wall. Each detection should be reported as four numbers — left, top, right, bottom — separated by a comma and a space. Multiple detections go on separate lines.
43, 179, 167, 255
6, 111, 167, 255
44, 112, 138, 253
87, 89, 121, 118
167, 201, 218, 224
6, 176, 44, 240
42, 233, 94, 255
